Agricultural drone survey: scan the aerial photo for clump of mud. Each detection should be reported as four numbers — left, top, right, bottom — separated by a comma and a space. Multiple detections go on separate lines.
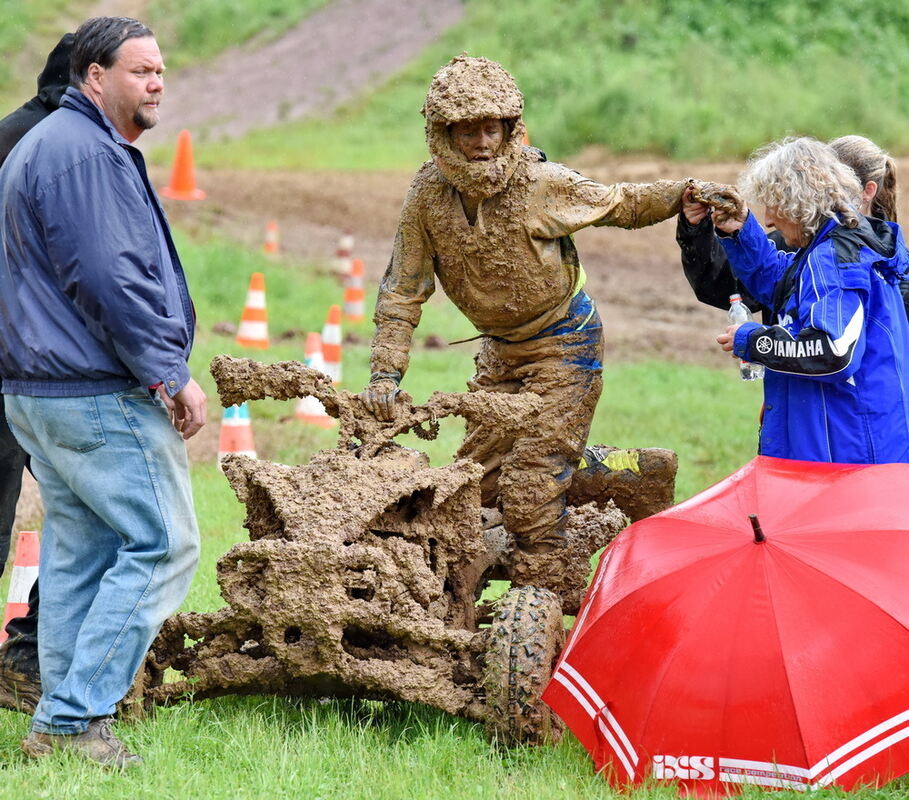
142, 355, 676, 743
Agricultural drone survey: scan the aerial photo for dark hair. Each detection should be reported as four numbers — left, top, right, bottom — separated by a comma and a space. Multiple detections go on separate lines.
70, 16, 153, 85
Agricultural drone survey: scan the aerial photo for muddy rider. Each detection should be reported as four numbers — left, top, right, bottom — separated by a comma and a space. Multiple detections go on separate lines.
361, 56, 690, 575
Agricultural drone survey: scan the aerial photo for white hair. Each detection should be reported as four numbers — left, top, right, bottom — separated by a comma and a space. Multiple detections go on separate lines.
740, 136, 863, 238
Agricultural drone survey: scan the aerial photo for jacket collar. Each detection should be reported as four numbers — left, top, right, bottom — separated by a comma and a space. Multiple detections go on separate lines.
60, 86, 132, 147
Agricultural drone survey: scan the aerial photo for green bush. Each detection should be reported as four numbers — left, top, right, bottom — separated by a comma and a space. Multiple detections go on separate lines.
145, 0, 328, 68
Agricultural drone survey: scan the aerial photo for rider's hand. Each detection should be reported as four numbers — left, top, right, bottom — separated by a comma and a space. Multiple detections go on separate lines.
360, 378, 400, 422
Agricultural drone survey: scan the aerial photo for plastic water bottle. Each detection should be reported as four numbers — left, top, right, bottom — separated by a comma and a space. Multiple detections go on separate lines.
728, 294, 764, 381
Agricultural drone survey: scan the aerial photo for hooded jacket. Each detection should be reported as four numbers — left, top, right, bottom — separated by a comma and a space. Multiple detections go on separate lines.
722, 212, 909, 463
0, 87, 194, 397
0, 33, 73, 167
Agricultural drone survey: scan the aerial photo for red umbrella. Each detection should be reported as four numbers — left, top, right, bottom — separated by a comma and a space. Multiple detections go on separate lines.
543, 456, 909, 796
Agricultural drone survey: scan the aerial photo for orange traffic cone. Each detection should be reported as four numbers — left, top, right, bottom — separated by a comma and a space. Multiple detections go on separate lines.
217, 402, 257, 465
161, 129, 206, 201
263, 220, 280, 256
236, 272, 269, 349
296, 333, 336, 428
322, 305, 343, 385
1, 531, 39, 644
344, 258, 366, 323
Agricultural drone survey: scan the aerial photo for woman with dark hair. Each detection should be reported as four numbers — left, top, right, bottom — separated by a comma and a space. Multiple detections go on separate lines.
703, 137, 909, 463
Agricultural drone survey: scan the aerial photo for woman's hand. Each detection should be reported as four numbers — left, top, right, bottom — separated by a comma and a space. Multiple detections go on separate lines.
713, 204, 747, 235
716, 324, 742, 354
682, 185, 711, 225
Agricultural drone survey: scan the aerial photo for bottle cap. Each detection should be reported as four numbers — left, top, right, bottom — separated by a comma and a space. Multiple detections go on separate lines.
729, 293, 742, 303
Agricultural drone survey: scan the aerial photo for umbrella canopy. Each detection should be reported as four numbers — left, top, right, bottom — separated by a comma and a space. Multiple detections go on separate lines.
543, 456, 909, 796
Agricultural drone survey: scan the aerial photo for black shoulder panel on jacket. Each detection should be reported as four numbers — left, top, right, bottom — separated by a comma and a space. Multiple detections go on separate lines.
830, 216, 895, 264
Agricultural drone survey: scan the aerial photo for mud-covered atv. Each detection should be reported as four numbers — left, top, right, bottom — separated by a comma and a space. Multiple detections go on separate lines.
135, 355, 676, 745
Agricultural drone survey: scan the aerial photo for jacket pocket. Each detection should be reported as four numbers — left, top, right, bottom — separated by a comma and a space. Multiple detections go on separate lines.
39, 396, 106, 453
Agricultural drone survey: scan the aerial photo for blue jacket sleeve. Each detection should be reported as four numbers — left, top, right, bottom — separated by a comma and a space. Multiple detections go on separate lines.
733, 243, 866, 382
36, 151, 191, 392
718, 212, 796, 308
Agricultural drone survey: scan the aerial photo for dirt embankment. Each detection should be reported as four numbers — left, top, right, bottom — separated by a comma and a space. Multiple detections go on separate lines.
141, 0, 464, 147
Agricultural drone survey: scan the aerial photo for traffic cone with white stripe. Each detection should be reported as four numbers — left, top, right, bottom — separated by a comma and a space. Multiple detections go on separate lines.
218, 402, 257, 464
236, 272, 269, 349
1, 531, 39, 644
336, 231, 354, 276
263, 220, 280, 256
344, 258, 366, 323
296, 333, 337, 428
321, 305, 342, 385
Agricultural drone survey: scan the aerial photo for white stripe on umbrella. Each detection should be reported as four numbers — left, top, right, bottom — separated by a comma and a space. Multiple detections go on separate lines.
718, 757, 810, 790
552, 669, 636, 780
813, 720, 909, 788
560, 662, 639, 767
719, 772, 808, 791
809, 708, 909, 781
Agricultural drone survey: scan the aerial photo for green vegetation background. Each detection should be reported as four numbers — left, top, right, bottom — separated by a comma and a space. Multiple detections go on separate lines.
3, 0, 909, 166
194, 0, 909, 169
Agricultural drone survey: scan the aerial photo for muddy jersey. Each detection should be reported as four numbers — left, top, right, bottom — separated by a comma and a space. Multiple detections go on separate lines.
371, 153, 685, 377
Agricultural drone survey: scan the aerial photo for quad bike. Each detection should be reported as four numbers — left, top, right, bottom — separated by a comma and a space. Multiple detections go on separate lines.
133, 355, 676, 745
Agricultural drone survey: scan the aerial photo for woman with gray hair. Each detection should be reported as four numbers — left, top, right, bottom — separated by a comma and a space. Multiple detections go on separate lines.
700, 136, 909, 463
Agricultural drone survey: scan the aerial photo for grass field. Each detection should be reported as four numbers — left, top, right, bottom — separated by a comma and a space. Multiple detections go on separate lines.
2, 233, 904, 799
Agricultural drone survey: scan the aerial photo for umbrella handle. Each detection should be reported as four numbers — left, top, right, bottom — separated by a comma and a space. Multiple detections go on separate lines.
749, 514, 766, 543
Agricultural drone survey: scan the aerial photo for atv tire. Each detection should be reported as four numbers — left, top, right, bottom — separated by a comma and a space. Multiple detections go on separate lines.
482, 586, 565, 745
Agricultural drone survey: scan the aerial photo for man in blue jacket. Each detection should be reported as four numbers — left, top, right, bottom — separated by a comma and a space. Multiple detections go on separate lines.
0, 16, 204, 766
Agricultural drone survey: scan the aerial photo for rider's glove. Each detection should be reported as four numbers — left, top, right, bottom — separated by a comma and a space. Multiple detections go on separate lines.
360, 371, 401, 422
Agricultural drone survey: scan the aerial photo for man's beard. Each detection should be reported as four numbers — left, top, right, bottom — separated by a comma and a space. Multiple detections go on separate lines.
133, 102, 159, 131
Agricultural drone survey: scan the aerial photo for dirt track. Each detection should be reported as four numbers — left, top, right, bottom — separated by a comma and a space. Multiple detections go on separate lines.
141, 0, 464, 146
154, 156, 753, 368
157, 151, 909, 368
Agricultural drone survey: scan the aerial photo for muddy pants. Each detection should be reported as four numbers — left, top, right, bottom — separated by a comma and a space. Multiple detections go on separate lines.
456, 291, 604, 548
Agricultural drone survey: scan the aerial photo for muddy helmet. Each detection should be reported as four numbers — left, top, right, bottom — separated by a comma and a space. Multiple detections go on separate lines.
422, 55, 523, 125
423, 55, 527, 198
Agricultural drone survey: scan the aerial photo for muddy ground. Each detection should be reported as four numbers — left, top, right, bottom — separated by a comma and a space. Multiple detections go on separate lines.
140, 0, 464, 146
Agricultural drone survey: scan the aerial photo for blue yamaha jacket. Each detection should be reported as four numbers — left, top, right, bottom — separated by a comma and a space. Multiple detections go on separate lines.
721, 212, 909, 463
0, 88, 193, 397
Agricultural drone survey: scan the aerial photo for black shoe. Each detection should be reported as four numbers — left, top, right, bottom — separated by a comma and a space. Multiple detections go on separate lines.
0, 638, 41, 714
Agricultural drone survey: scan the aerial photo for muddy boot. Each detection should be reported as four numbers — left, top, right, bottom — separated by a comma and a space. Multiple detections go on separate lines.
567, 445, 678, 522
507, 503, 627, 615
22, 717, 143, 768
0, 635, 41, 715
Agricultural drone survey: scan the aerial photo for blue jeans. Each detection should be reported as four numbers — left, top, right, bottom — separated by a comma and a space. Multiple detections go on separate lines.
4, 388, 199, 734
